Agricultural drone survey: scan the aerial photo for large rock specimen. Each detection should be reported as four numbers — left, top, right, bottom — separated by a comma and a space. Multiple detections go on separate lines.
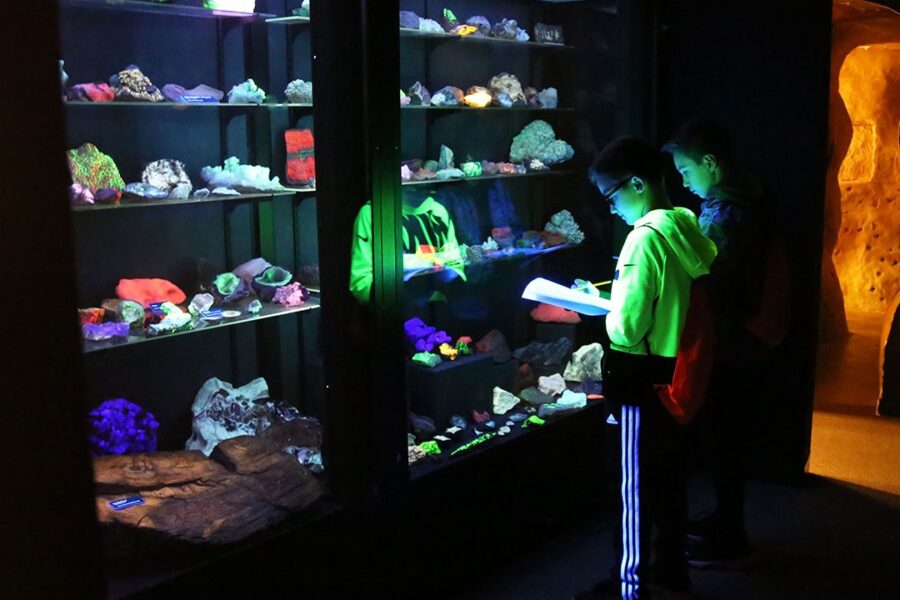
489, 72, 526, 105
67, 143, 125, 193
185, 377, 317, 456
93, 435, 322, 545
513, 337, 572, 367
563, 343, 604, 382
509, 120, 574, 165
142, 159, 192, 199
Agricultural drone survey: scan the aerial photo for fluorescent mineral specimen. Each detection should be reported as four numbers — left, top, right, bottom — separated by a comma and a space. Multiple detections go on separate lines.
201, 157, 283, 192
285, 79, 313, 103
544, 209, 585, 244
109, 65, 164, 102
408, 81, 431, 105
463, 86, 492, 108
509, 120, 574, 165
227, 78, 265, 104
489, 73, 526, 105
538, 373, 568, 396
272, 282, 309, 307
419, 18, 443, 33
142, 159, 192, 199
67, 143, 125, 193
466, 15, 491, 36
493, 387, 520, 415
431, 86, 464, 106
438, 145, 455, 170
82, 322, 130, 341
538, 87, 558, 108
563, 343, 604, 382
399, 10, 421, 29
87, 398, 159, 456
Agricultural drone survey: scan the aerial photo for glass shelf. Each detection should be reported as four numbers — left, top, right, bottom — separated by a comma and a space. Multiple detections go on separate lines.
401, 169, 572, 187
64, 101, 313, 109
399, 27, 574, 50
401, 105, 573, 112
265, 15, 310, 25
60, 0, 276, 20
72, 189, 314, 212
404, 242, 577, 281
82, 296, 321, 354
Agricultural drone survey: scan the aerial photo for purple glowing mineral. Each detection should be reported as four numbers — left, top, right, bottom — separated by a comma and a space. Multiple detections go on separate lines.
87, 398, 159, 456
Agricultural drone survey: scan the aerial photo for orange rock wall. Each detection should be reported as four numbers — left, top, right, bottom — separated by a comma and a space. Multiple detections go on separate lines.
833, 43, 900, 313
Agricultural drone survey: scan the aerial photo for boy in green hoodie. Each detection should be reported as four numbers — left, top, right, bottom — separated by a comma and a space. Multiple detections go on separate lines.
575, 138, 716, 600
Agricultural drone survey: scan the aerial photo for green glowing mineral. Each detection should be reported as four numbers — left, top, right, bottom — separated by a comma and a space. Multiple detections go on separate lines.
521, 415, 546, 428
214, 272, 241, 295
67, 143, 125, 193
443, 8, 458, 26
450, 432, 497, 456
412, 352, 442, 368
461, 161, 482, 178
420, 440, 442, 455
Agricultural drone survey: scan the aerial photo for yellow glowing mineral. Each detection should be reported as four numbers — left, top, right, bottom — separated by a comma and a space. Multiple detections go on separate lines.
463, 88, 493, 108
439, 342, 459, 360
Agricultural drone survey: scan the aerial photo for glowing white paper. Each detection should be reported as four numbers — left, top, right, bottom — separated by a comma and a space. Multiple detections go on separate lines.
521, 277, 612, 316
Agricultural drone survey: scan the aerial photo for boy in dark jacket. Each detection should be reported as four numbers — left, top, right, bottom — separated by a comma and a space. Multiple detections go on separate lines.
576, 137, 716, 600
663, 118, 768, 567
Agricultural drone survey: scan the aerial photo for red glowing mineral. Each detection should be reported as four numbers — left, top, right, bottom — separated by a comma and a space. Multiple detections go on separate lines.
116, 278, 187, 308
285, 129, 315, 186
530, 302, 582, 324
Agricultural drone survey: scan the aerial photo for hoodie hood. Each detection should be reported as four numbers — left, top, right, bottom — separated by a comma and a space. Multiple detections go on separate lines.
705, 170, 765, 208
635, 207, 717, 279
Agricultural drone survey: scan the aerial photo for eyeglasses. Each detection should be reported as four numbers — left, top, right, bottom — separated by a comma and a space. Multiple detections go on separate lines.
599, 176, 631, 205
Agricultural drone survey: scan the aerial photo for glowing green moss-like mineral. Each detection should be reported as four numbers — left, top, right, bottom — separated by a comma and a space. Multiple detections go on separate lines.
450, 432, 497, 456
420, 440, 442, 455
67, 143, 125, 193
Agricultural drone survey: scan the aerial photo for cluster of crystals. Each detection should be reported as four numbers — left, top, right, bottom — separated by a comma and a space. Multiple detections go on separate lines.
401, 74, 558, 109
399, 10, 562, 45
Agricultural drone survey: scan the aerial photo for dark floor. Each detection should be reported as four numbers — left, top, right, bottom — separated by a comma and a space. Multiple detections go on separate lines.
451, 475, 900, 600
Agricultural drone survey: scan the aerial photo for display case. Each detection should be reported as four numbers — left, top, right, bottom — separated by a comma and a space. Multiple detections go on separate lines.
391, 0, 629, 476
58, 0, 339, 595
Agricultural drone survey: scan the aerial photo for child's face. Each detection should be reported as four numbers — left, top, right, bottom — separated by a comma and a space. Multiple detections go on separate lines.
598, 176, 644, 226
672, 151, 718, 200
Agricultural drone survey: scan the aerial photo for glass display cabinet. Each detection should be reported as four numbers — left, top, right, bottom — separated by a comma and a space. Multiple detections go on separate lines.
392, 0, 632, 477
58, 0, 335, 595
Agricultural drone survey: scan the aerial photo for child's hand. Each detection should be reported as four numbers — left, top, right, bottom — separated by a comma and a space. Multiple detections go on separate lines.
571, 278, 600, 297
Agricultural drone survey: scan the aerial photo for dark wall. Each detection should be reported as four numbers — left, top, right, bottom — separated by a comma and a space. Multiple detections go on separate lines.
656, 0, 832, 477
2, 2, 105, 598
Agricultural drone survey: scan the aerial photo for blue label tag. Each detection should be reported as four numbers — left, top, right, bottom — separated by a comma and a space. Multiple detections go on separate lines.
182, 95, 217, 104
201, 308, 223, 319
149, 302, 166, 316
110, 496, 144, 511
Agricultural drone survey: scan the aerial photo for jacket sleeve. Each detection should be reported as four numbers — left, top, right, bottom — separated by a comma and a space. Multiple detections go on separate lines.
349, 202, 373, 305
606, 227, 663, 351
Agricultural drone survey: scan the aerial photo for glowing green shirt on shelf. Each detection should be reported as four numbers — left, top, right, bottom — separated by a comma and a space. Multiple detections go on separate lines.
349, 196, 466, 304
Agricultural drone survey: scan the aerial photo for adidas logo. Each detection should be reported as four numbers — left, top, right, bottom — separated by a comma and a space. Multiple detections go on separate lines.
606, 414, 619, 426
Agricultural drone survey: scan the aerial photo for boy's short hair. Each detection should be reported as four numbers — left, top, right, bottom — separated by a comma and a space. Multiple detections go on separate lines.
588, 137, 665, 188
661, 118, 733, 166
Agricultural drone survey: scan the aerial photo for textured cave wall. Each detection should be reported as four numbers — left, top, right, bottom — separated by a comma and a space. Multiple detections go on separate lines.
833, 43, 900, 313
823, 4, 900, 341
